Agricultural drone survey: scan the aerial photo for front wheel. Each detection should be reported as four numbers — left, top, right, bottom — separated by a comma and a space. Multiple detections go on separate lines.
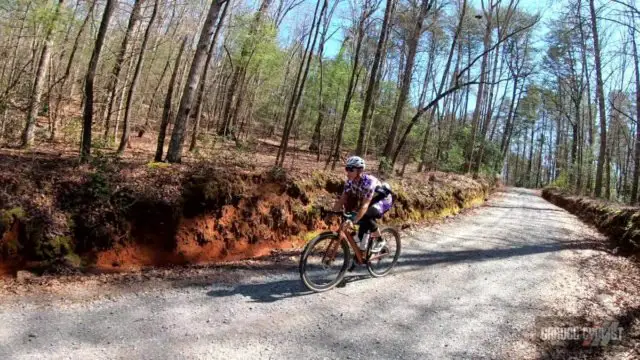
299, 232, 351, 292
367, 227, 401, 277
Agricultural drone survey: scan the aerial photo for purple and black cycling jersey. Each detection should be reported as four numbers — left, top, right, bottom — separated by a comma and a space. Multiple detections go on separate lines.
343, 173, 393, 213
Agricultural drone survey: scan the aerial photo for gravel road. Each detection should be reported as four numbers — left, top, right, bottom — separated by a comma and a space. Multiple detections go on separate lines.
0, 188, 610, 359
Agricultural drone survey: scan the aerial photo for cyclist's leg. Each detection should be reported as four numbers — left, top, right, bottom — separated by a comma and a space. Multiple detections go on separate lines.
358, 206, 382, 239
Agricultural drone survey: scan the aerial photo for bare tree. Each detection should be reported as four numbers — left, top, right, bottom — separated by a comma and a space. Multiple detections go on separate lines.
81, 0, 117, 163
629, 11, 640, 203
21, 0, 64, 148
589, 0, 607, 197
103, 0, 146, 141
326, 0, 378, 169
382, 0, 435, 161
189, 0, 230, 152
391, 17, 539, 166
155, 36, 188, 162
355, 0, 395, 155
275, 0, 328, 166
166, 0, 226, 163
118, 0, 160, 155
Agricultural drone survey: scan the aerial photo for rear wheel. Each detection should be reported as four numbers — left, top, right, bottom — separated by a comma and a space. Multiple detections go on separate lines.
367, 227, 401, 277
299, 233, 351, 292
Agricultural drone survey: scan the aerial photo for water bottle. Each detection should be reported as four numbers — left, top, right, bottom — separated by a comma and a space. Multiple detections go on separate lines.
360, 232, 370, 250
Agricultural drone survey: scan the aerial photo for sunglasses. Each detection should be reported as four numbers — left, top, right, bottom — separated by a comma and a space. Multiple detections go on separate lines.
345, 167, 358, 172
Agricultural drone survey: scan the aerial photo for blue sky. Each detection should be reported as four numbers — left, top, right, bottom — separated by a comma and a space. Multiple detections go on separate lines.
270, 0, 631, 116
295, 0, 562, 59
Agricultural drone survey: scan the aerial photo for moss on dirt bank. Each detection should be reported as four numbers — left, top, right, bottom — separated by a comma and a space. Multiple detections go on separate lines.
542, 187, 640, 254
0, 150, 496, 275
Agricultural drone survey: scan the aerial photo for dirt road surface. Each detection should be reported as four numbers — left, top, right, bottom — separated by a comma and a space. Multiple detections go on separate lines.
0, 188, 620, 359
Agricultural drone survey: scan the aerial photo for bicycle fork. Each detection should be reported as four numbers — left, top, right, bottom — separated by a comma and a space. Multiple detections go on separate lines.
321, 238, 341, 266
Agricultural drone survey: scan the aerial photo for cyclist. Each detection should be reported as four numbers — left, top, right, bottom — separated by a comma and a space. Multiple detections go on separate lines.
332, 156, 393, 253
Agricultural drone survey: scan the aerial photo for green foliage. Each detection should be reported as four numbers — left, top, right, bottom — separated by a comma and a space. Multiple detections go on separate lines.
28, 0, 63, 31
147, 161, 170, 169
267, 166, 287, 182
59, 117, 83, 143
87, 152, 115, 201
550, 171, 570, 190
439, 143, 465, 173
378, 156, 393, 174
478, 141, 502, 175
235, 137, 256, 152
1, 207, 26, 229
35, 235, 74, 261
0, 207, 26, 258
438, 126, 471, 173
91, 136, 110, 149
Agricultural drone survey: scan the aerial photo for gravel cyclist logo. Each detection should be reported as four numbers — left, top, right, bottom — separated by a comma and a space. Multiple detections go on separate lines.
535, 317, 623, 347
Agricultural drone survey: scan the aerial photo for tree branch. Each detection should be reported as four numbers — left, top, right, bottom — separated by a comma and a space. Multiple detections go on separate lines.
455, 16, 540, 84
610, 99, 637, 124
223, 45, 234, 69
611, 0, 640, 16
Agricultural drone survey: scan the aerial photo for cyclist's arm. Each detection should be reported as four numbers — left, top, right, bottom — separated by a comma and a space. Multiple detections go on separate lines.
354, 198, 371, 224
332, 192, 348, 211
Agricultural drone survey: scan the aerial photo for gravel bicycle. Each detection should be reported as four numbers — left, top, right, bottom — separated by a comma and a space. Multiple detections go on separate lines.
299, 210, 401, 292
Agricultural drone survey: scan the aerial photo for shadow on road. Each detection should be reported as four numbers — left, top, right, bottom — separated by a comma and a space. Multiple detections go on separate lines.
206, 279, 313, 303
203, 238, 608, 302
395, 239, 607, 274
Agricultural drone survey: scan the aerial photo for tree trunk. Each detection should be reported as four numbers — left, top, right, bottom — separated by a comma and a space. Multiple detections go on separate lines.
589, 0, 607, 197
166, 0, 225, 163
356, 0, 394, 155
142, 56, 171, 135
81, 0, 116, 163
103, 0, 145, 139
466, 10, 493, 173
536, 110, 547, 187
155, 36, 187, 162
112, 52, 138, 144
189, 0, 229, 152
528, 122, 534, 186
310, 35, 326, 154
21, 0, 64, 148
475, 33, 506, 172
605, 141, 611, 200
219, 0, 274, 136
391, 0, 466, 166
416, 39, 438, 172
312, 42, 330, 154
276, 0, 326, 167
382, 0, 433, 159
575, 0, 594, 194
326, 4, 367, 170
630, 15, 640, 203
51, 0, 95, 141
117, 0, 160, 155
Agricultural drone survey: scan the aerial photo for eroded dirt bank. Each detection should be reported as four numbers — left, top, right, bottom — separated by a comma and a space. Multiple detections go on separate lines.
542, 187, 640, 254
0, 150, 495, 274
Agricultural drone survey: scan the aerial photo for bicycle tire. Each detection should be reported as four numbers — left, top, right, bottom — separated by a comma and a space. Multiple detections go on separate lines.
299, 232, 351, 292
366, 226, 401, 277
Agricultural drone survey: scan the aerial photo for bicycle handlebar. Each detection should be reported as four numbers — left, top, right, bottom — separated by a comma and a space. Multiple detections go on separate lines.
321, 209, 356, 223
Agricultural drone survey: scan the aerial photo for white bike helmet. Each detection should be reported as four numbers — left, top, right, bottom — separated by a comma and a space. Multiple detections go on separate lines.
345, 156, 365, 170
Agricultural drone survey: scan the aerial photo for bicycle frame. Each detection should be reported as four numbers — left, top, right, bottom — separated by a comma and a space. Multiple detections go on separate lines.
323, 219, 389, 266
